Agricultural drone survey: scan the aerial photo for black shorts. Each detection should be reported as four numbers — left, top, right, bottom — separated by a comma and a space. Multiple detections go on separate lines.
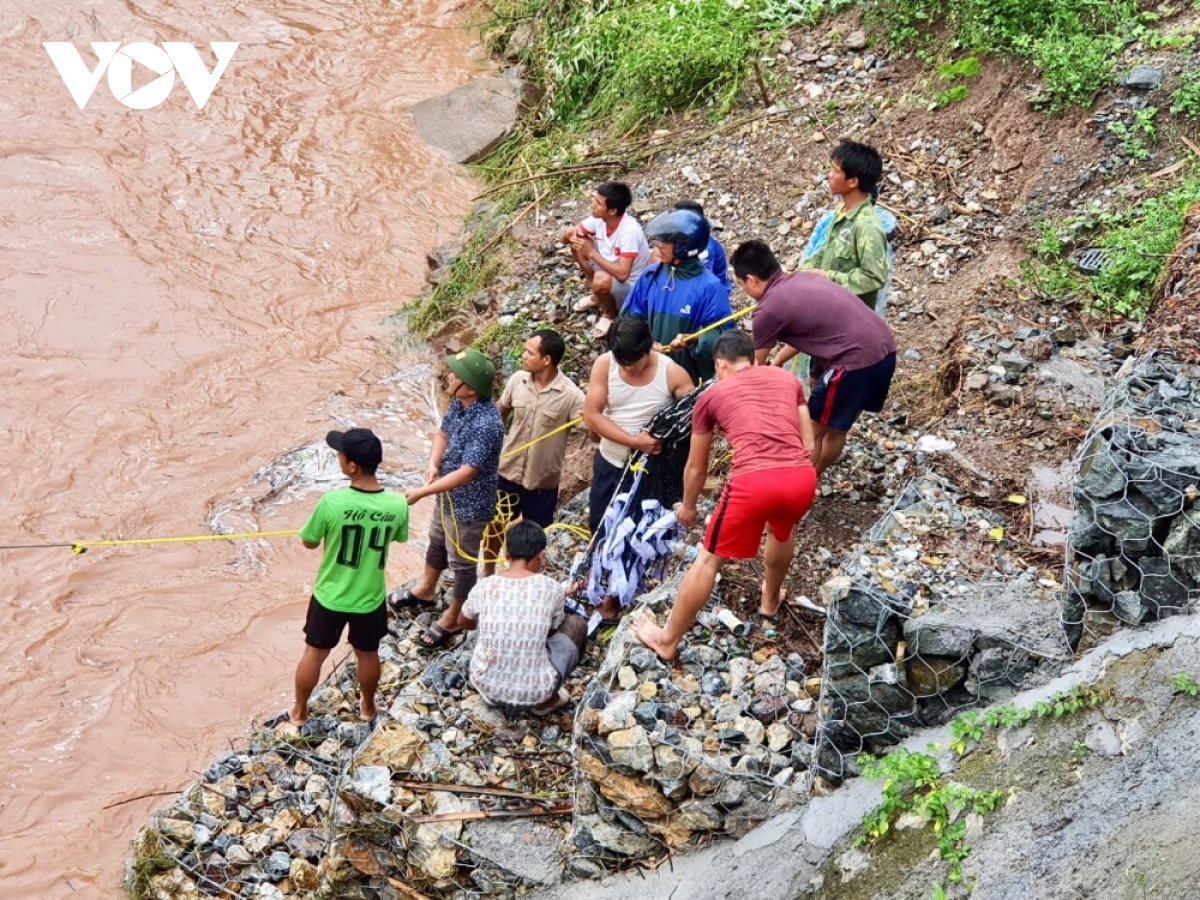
303, 596, 388, 652
808, 351, 896, 432
497, 475, 559, 529
589, 452, 624, 534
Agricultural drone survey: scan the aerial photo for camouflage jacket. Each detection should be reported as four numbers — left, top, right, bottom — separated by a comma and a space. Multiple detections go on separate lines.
798, 200, 889, 309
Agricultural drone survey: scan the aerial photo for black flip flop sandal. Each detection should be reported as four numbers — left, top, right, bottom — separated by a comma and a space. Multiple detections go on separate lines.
388, 587, 437, 613
416, 622, 462, 652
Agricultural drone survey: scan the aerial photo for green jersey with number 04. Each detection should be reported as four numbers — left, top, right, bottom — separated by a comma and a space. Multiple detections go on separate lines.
300, 487, 410, 614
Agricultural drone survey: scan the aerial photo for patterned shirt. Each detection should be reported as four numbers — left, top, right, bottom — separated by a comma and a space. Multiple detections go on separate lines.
462, 574, 566, 707
798, 200, 889, 310
439, 397, 505, 523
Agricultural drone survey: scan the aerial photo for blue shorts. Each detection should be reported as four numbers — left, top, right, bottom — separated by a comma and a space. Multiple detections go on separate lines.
808, 351, 896, 432
497, 476, 559, 528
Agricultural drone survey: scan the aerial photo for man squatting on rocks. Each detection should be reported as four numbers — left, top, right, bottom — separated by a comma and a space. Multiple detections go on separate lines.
290, 428, 409, 727
635, 332, 816, 660
583, 317, 693, 620
733, 239, 897, 476
392, 349, 505, 652
461, 521, 588, 716
560, 180, 651, 338
620, 207, 733, 384
482, 329, 585, 577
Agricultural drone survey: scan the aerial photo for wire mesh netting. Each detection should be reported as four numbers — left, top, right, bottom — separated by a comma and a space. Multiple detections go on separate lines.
813, 475, 1071, 784
1062, 353, 1200, 651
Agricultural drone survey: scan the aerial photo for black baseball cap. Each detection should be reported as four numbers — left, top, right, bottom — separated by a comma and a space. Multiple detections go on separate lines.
326, 428, 383, 468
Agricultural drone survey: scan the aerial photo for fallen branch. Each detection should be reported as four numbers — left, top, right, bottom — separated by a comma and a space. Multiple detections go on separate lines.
102, 789, 180, 810
393, 780, 570, 802
408, 804, 574, 824
475, 161, 629, 198
386, 876, 436, 900
479, 188, 548, 256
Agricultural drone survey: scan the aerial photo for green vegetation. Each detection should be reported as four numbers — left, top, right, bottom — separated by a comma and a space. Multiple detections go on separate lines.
1170, 70, 1200, 118
483, 0, 852, 135
861, 0, 1137, 110
1171, 671, 1200, 697
949, 685, 1109, 754
1106, 106, 1158, 161
127, 832, 177, 900
857, 746, 1005, 889
932, 56, 980, 107
411, 0, 857, 334
1069, 739, 1090, 765
1025, 176, 1200, 319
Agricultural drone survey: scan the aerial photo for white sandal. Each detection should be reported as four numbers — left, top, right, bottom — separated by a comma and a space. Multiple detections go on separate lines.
591, 316, 613, 339
573, 296, 597, 313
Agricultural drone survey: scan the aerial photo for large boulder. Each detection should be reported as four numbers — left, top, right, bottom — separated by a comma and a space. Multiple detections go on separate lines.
408, 77, 539, 164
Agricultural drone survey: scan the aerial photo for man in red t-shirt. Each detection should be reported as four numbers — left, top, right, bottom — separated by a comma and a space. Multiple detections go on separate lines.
635, 330, 817, 661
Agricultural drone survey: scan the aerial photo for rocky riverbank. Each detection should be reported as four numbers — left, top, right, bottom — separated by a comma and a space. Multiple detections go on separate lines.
129, 6, 1200, 899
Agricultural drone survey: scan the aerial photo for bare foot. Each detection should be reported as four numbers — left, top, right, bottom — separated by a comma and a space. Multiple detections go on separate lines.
597, 596, 622, 621
288, 705, 307, 727
760, 585, 786, 618
359, 700, 377, 723
634, 612, 678, 662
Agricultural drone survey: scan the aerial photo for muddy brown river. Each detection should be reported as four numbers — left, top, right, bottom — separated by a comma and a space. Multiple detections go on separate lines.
0, 2, 481, 896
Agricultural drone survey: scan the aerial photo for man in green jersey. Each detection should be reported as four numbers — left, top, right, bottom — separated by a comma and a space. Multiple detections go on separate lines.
289, 428, 409, 727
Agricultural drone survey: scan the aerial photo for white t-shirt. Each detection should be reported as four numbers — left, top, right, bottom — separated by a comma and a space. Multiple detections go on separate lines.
578, 214, 651, 285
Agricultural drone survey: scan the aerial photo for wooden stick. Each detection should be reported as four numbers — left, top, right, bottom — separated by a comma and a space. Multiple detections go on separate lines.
752, 59, 773, 106
478, 189, 548, 256
393, 780, 568, 802
386, 876, 436, 900
475, 161, 628, 198
408, 804, 573, 824
101, 789, 181, 810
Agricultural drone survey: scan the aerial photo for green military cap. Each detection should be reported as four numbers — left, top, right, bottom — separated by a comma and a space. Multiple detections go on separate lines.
445, 348, 496, 399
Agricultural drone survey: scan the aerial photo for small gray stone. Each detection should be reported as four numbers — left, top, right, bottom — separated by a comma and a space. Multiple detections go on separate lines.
1122, 65, 1164, 90
263, 850, 292, 881
226, 843, 252, 866
608, 727, 655, 773
844, 30, 868, 51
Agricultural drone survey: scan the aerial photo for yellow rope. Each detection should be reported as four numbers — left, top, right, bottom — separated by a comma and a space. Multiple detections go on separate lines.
68, 530, 300, 555
500, 416, 583, 459
546, 522, 591, 539
675, 303, 756, 345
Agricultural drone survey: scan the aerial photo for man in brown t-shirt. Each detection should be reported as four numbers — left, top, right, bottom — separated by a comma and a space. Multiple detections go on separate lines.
731, 239, 897, 476
635, 330, 817, 661
484, 330, 585, 576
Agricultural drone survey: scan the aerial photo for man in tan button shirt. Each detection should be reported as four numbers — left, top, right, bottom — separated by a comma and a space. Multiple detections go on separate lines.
483, 330, 585, 575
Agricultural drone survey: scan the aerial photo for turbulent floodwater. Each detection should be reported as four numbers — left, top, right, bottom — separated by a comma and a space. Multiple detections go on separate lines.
0, 2, 481, 896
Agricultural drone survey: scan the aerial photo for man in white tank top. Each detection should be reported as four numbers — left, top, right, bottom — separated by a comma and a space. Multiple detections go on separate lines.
582, 318, 693, 620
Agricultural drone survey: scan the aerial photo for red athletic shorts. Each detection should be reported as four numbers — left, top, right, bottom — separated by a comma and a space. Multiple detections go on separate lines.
704, 466, 817, 560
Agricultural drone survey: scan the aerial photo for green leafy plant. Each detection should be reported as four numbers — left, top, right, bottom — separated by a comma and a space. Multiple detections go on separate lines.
862, 0, 1137, 110
932, 56, 979, 107
947, 685, 1110, 754
1069, 740, 1090, 765
1170, 69, 1200, 117
1106, 106, 1159, 161
857, 747, 1004, 884
1025, 177, 1200, 319
1171, 672, 1200, 697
